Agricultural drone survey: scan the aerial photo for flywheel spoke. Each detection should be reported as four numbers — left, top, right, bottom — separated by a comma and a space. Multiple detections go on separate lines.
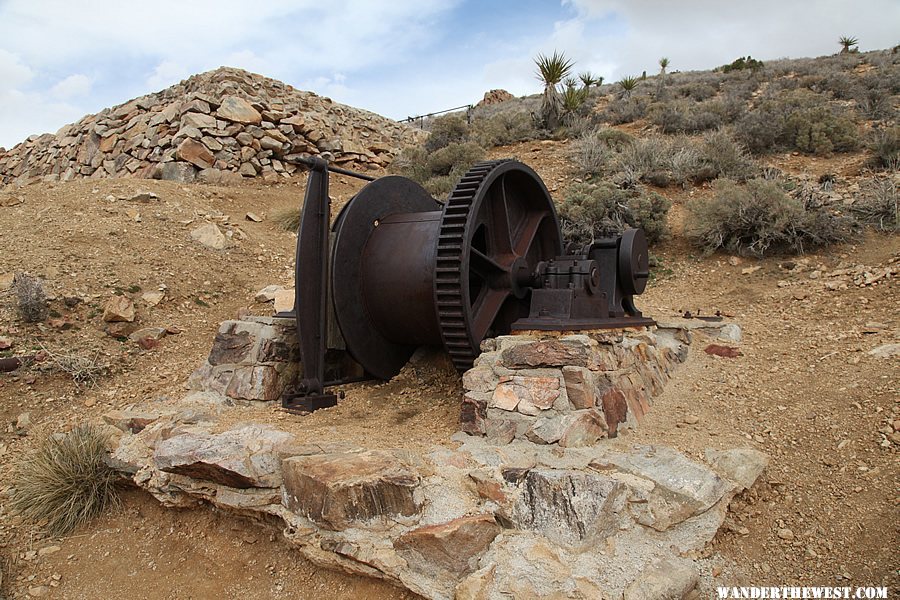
470, 247, 508, 281
487, 174, 513, 256
513, 212, 548, 258
471, 288, 510, 341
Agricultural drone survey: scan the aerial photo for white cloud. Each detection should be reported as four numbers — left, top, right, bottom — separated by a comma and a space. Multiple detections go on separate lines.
0, 49, 33, 92
50, 73, 92, 98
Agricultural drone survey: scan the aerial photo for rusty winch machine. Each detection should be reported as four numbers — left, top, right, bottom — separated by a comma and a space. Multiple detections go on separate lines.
281, 157, 654, 412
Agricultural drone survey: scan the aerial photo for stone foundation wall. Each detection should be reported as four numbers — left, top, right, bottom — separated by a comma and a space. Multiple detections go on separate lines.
187, 315, 299, 402
460, 328, 689, 446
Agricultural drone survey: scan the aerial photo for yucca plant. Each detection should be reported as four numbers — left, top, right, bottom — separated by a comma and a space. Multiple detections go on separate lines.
534, 50, 575, 130
561, 84, 589, 118
579, 71, 600, 88
658, 57, 670, 75
618, 75, 640, 97
838, 36, 858, 53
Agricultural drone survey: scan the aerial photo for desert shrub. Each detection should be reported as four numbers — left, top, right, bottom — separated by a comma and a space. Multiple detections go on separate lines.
686, 178, 856, 256
735, 89, 860, 155
669, 144, 703, 187
615, 136, 671, 179
424, 114, 469, 152
784, 107, 859, 155
391, 142, 485, 199
856, 87, 893, 120
11, 425, 120, 535
649, 98, 738, 134
867, 126, 900, 170
719, 56, 764, 73
559, 182, 670, 244
570, 127, 633, 175
675, 82, 718, 102
851, 178, 898, 231
470, 111, 537, 147
13, 272, 48, 323
698, 129, 757, 181
602, 95, 650, 125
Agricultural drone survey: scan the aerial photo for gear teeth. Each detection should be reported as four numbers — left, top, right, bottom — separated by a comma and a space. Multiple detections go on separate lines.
434, 159, 511, 372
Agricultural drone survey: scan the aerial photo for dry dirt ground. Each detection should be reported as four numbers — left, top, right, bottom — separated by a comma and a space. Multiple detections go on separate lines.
0, 141, 897, 598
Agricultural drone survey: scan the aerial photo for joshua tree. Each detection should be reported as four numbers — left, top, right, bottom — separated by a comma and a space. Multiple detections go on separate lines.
534, 51, 574, 130
657, 57, 671, 99
618, 75, 639, 98
839, 36, 859, 53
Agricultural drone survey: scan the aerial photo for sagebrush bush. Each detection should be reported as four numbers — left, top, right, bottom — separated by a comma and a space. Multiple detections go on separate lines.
735, 89, 860, 155
559, 182, 670, 245
424, 114, 469, 152
13, 272, 48, 323
602, 95, 650, 125
686, 179, 857, 256
470, 111, 538, 147
570, 127, 633, 175
391, 142, 485, 199
867, 126, 899, 170
649, 98, 738, 134
851, 178, 898, 231
698, 128, 757, 181
11, 425, 120, 535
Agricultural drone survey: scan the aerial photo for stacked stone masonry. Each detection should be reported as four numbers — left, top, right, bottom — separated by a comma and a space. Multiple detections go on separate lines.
0, 67, 427, 187
460, 328, 689, 446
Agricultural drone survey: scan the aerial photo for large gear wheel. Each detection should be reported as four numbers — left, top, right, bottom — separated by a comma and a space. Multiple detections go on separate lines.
434, 160, 562, 371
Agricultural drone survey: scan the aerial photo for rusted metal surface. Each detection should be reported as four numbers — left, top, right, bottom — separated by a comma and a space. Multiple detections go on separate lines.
288, 157, 656, 410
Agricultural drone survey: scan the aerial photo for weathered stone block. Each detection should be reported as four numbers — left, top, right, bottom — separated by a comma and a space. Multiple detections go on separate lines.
509, 469, 626, 547
558, 409, 607, 447
500, 338, 596, 369
561, 366, 598, 409
394, 514, 500, 578
153, 425, 294, 488
460, 393, 488, 436
282, 451, 421, 530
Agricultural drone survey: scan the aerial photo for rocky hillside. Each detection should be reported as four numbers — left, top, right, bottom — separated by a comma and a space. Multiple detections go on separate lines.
0, 67, 426, 187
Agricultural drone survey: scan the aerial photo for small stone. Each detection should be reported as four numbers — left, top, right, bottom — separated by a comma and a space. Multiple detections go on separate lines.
102, 295, 136, 323
741, 266, 760, 275
16, 412, 33, 432
128, 327, 167, 343
704, 344, 741, 358
28, 586, 49, 598
190, 223, 230, 250
245, 212, 263, 222
0, 337, 11, 350
38, 545, 61, 556
141, 290, 165, 306
683, 414, 700, 425
123, 190, 158, 202
868, 344, 900, 359
255, 285, 284, 303
777, 528, 794, 541
273, 289, 294, 314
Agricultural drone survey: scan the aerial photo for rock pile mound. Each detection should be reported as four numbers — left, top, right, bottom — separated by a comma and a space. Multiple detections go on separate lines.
0, 67, 427, 187
477, 89, 514, 107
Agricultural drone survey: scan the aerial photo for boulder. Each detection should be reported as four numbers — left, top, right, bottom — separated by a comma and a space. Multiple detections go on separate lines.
282, 451, 420, 530
102, 295, 135, 323
394, 514, 500, 578
216, 95, 262, 125
175, 138, 215, 169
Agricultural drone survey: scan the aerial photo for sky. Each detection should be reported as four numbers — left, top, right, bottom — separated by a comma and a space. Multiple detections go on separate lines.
0, 0, 898, 149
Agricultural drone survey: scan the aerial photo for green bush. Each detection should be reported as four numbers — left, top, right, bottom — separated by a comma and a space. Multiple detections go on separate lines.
391, 142, 485, 199
11, 425, 120, 535
735, 89, 860, 155
686, 178, 857, 256
559, 182, 670, 245
424, 114, 469, 152
720, 56, 764, 73
470, 112, 538, 147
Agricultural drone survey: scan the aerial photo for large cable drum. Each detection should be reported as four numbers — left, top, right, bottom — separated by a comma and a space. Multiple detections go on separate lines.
331, 160, 562, 379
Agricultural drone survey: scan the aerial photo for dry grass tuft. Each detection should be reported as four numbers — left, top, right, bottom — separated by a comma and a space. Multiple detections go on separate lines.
40, 344, 108, 389
272, 206, 302, 232
11, 425, 121, 536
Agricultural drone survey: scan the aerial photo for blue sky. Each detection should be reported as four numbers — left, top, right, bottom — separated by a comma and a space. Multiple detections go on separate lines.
1, 0, 898, 149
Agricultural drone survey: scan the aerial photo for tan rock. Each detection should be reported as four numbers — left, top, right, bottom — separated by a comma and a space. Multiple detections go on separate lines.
176, 138, 215, 169
102, 295, 135, 322
273, 288, 294, 314
216, 95, 262, 124
141, 290, 165, 306
191, 223, 229, 250
394, 514, 500, 577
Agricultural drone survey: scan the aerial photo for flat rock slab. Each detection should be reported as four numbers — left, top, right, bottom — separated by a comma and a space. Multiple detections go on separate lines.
282, 451, 421, 530
153, 425, 293, 488
394, 514, 500, 579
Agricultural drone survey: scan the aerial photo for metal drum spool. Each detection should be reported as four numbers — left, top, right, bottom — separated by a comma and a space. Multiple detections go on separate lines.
331, 160, 562, 379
